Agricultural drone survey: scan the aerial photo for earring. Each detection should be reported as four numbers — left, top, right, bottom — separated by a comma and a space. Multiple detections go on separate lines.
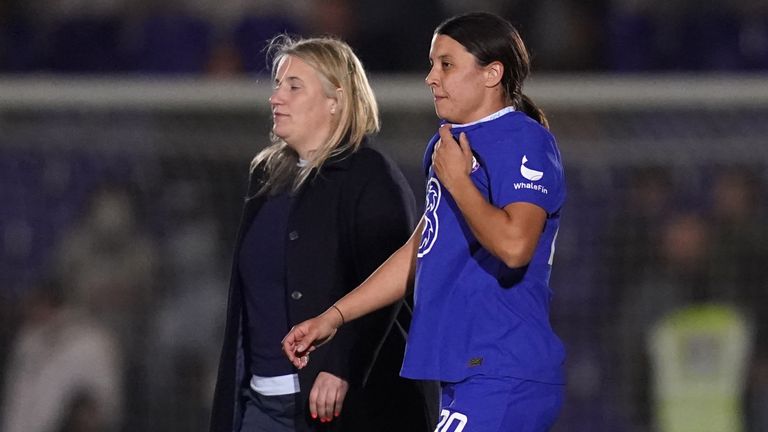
331, 107, 336, 114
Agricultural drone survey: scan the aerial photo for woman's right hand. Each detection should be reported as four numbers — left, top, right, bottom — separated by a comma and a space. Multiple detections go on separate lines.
282, 309, 343, 369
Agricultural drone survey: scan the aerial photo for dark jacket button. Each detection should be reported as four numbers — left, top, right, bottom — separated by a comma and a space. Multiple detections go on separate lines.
290, 291, 303, 300
288, 230, 299, 241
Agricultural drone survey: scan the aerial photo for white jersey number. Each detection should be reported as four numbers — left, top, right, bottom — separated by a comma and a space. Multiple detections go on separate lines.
435, 409, 468, 432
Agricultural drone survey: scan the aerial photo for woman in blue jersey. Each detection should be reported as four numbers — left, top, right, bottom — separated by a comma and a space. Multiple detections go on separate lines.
283, 13, 566, 432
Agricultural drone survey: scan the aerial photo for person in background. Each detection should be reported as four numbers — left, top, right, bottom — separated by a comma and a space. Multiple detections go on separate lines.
209, 35, 438, 432
283, 12, 567, 432
705, 166, 768, 432
1, 277, 123, 432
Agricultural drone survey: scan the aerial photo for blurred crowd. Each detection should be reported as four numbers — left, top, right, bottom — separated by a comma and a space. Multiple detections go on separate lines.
0, 0, 767, 74
0, 151, 242, 432
552, 163, 768, 431
625, 166, 768, 430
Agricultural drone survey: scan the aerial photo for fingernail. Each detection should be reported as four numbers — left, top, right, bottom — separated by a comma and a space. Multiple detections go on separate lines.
311, 413, 317, 419
335, 412, 340, 417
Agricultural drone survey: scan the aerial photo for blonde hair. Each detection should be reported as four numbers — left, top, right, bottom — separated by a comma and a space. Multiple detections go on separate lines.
251, 36, 380, 195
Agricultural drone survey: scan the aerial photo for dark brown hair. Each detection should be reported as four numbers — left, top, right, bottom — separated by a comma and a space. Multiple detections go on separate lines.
435, 12, 548, 129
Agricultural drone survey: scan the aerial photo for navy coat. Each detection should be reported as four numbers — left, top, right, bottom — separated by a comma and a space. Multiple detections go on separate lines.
209, 142, 438, 432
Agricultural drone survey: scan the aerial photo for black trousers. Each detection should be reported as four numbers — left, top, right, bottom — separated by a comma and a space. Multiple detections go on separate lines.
239, 388, 297, 432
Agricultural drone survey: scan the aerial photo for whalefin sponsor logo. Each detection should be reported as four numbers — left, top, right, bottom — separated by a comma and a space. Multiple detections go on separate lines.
515, 155, 547, 194
513, 182, 548, 194
520, 155, 543, 181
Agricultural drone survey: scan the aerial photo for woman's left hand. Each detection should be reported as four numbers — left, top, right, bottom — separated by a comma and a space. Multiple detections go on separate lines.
432, 124, 474, 192
309, 371, 349, 423
282, 311, 340, 369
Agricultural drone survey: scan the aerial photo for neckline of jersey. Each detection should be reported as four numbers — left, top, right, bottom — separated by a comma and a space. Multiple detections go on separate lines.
450, 106, 516, 129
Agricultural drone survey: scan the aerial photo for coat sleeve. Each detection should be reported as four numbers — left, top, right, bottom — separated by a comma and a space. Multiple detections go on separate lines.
319, 152, 417, 387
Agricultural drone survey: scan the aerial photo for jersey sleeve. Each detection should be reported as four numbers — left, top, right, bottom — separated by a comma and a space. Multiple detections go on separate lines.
484, 128, 565, 214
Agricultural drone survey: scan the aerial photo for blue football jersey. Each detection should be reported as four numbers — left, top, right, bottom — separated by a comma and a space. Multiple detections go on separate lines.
401, 108, 566, 384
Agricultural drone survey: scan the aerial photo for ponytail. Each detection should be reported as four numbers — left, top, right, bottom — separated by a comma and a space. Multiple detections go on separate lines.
519, 94, 548, 130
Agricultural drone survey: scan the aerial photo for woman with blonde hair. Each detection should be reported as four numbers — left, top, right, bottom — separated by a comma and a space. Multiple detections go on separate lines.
209, 36, 437, 432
